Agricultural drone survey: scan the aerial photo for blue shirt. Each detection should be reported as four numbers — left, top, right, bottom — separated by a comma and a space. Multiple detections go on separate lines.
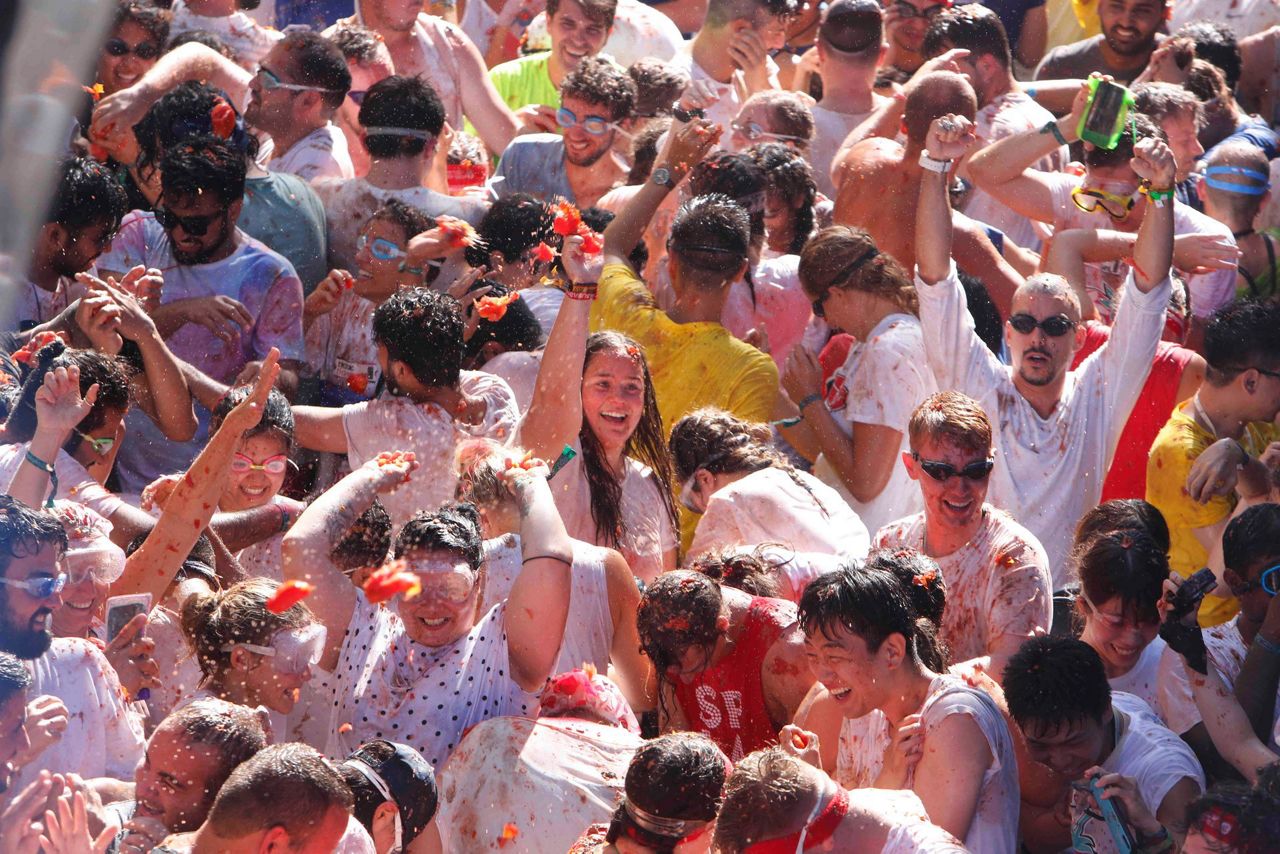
492, 134, 575, 204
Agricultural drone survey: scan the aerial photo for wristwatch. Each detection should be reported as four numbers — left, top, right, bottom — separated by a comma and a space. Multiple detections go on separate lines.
650, 167, 675, 188
671, 103, 706, 123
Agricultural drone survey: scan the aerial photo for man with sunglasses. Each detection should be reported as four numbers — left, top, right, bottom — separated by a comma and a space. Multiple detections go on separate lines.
917, 113, 1174, 616
875, 392, 1051, 680
968, 79, 1237, 349
1146, 299, 1280, 626
492, 57, 634, 208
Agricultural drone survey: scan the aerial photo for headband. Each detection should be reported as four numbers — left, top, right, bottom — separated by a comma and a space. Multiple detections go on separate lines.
1202, 165, 1271, 196
363, 126, 435, 141
623, 798, 708, 840
834, 246, 880, 285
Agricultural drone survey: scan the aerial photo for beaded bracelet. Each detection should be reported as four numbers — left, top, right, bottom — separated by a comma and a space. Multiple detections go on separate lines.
24, 449, 57, 508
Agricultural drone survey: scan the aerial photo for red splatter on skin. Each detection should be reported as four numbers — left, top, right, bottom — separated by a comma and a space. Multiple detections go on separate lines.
498, 824, 520, 847
770, 656, 801, 676
266, 580, 314, 614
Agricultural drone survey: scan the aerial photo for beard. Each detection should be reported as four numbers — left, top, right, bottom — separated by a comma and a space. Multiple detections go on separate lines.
0, 606, 54, 660
170, 218, 231, 265
565, 140, 612, 168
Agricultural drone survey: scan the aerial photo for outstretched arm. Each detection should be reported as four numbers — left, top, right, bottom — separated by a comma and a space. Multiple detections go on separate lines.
282, 454, 418, 671
454, 33, 520, 154
916, 114, 977, 285
1127, 137, 1176, 294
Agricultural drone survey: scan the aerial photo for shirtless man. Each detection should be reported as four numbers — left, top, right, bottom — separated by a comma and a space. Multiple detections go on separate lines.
832, 70, 1023, 311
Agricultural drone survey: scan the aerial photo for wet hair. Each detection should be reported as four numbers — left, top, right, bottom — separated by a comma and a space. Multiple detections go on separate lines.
330, 500, 393, 574
922, 4, 1011, 69
210, 386, 294, 452
1202, 298, 1280, 385
560, 57, 636, 123
628, 118, 670, 185
1073, 499, 1170, 556
580, 207, 647, 272
576, 332, 677, 551
1084, 111, 1164, 172
715, 747, 812, 851
359, 75, 445, 158
748, 142, 816, 255
547, 0, 618, 27
669, 194, 751, 282
689, 548, 782, 598
1075, 530, 1167, 627
463, 280, 544, 360
111, 0, 171, 47
134, 81, 259, 175
167, 29, 235, 59
689, 151, 767, 244
820, 0, 883, 57
342, 740, 438, 845
1223, 504, 1280, 579
1173, 20, 1242, 90
739, 90, 814, 149
1003, 636, 1112, 731
5, 342, 131, 455
864, 548, 946, 635
466, 193, 554, 269
329, 24, 385, 64
393, 503, 484, 572
606, 732, 727, 850
159, 134, 247, 209
180, 578, 314, 683
0, 650, 30, 705
370, 198, 434, 250
126, 531, 216, 569
1187, 762, 1280, 851
669, 409, 820, 508
46, 157, 128, 237
205, 743, 353, 844
447, 130, 487, 166
372, 287, 464, 389
705, 0, 797, 30
162, 698, 268, 804
1133, 82, 1203, 129
798, 563, 944, 670
279, 27, 350, 112
629, 58, 688, 118
903, 71, 977, 145
799, 225, 918, 314
636, 571, 726, 700
907, 391, 992, 457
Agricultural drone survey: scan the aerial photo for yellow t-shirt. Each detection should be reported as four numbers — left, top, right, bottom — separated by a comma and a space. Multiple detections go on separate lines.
590, 263, 780, 549
1146, 400, 1280, 626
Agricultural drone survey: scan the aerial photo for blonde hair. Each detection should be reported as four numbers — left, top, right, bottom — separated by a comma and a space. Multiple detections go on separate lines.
181, 578, 313, 682
799, 226, 918, 315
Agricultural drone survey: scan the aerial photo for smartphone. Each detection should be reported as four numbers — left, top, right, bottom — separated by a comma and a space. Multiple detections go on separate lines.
1072, 775, 1136, 853
1079, 78, 1135, 150
105, 593, 152, 642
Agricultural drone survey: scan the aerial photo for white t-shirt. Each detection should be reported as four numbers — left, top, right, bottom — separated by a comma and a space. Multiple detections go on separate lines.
13, 638, 146, 791
964, 90, 1065, 251
916, 263, 1170, 586
261, 123, 355, 183
689, 466, 870, 563
329, 592, 538, 769
1068, 692, 1204, 854
304, 288, 380, 402
7, 272, 88, 330
341, 373, 519, 527
813, 312, 936, 535
169, 0, 283, 68
144, 602, 204, 730
874, 505, 1052, 664
1170, 0, 1280, 36
0, 444, 124, 523
481, 350, 541, 414
810, 104, 874, 199
673, 45, 781, 135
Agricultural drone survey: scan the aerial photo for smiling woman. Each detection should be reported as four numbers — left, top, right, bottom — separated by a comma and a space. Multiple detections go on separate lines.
95, 2, 170, 97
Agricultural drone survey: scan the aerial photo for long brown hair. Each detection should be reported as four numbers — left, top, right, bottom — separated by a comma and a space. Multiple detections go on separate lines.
798, 226, 919, 315
580, 332, 677, 550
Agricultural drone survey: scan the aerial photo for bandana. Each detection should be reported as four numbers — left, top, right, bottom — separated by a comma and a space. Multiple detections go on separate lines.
745, 784, 849, 853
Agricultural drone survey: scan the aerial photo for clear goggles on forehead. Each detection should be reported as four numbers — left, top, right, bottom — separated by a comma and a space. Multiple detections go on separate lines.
64, 547, 126, 585
223, 623, 327, 675
404, 560, 477, 605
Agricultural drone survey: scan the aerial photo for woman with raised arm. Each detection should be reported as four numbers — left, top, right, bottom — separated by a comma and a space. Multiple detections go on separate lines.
520, 233, 678, 584
282, 446, 577, 768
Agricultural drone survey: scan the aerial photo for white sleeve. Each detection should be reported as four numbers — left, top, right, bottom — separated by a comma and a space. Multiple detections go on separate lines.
914, 262, 1008, 396
1155, 645, 1203, 736
1078, 271, 1171, 465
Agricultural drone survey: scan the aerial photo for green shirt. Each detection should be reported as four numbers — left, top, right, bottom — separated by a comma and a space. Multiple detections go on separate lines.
489, 52, 560, 113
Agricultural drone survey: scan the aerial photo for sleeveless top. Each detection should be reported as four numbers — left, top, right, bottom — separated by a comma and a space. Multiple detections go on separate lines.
672, 597, 798, 761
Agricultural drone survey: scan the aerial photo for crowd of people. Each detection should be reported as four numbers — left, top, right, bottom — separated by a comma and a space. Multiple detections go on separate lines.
3, 0, 1280, 849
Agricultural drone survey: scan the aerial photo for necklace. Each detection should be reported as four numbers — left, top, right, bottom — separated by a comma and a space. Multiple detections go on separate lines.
1189, 393, 1218, 438
1233, 227, 1255, 240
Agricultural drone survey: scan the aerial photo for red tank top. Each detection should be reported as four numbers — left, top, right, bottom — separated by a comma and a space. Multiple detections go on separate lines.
673, 597, 798, 761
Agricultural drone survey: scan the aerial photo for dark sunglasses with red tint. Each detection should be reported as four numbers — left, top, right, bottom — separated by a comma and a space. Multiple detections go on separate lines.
911, 452, 994, 482
155, 206, 225, 237
104, 38, 162, 60
1008, 313, 1076, 337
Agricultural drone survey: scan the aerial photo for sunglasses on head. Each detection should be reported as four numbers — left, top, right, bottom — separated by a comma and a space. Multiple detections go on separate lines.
894, 0, 949, 20
1008, 313, 1076, 337
104, 38, 161, 60
356, 233, 408, 262
556, 106, 615, 136
0, 573, 68, 598
911, 452, 994, 482
731, 121, 806, 144
155, 205, 224, 237
230, 453, 289, 475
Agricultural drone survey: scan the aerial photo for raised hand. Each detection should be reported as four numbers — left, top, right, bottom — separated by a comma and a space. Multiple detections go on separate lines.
658, 118, 722, 182
515, 104, 559, 134
924, 114, 978, 161
1172, 234, 1241, 274
1130, 136, 1177, 189
728, 28, 771, 95
408, 217, 473, 265
163, 295, 253, 345
220, 348, 281, 436
678, 79, 723, 115
362, 451, 420, 493
114, 265, 164, 314
74, 292, 123, 355
304, 271, 350, 324
907, 48, 972, 93
877, 712, 925, 790
39, 790, 119, 854
560, 234, 603, 286
104, 613, 161, 699
779, 724, 823, 768
17, 696, 69, 767
35, 366, 98, 440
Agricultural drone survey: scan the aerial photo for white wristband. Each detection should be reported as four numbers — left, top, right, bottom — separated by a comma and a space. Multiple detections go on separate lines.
918, 151, 952, 173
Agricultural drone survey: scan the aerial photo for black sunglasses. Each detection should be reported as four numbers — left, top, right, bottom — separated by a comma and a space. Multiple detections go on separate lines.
912, 452, 994, 482
348, 89, 368, 106
104, 38, 161, 60
155, 206, 224, 237
1008, 313, 1076, 337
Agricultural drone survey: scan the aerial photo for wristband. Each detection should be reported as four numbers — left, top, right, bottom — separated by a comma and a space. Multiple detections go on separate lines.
1135, 826, 1173, 854
1255, 632, 1280, 657
23, 449, 57, 508
1040, 120, 1069, 146
564, 282, 598, 301
797, 392, 822, 412
1142, 183, 1175, 208
277, 503, 292, 533
671, 104, 705, 123
918, 151, 951, 173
